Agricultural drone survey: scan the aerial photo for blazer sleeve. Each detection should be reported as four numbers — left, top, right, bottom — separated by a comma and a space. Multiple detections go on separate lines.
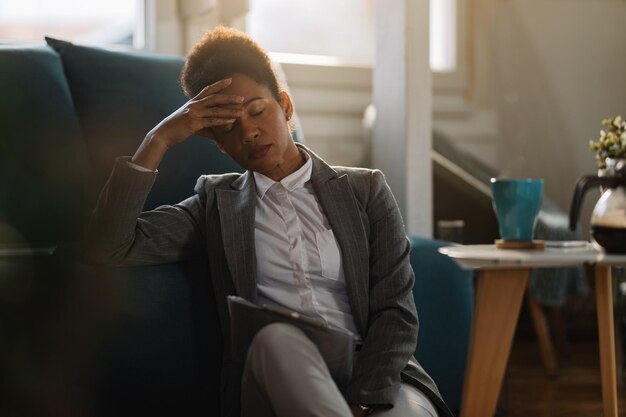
82, 156, 207, 266
344, 169, 419, 406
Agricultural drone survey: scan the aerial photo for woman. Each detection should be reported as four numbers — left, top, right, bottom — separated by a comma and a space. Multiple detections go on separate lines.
85, 27, 451, 417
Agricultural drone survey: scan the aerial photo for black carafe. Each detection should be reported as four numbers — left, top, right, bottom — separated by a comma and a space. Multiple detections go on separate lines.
569, 160, 626, 254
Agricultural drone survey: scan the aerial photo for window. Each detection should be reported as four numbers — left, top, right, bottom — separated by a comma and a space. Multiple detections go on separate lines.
430, 0, 457, 72
247, 0, 459, 73
247, 0, 374, 64
0, 0, 139, 46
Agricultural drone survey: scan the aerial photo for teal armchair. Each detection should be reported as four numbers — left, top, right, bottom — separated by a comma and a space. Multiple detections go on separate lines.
409, 236, 474, 416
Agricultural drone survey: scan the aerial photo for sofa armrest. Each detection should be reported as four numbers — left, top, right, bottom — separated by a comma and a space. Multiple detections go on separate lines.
408, 235, 474, 415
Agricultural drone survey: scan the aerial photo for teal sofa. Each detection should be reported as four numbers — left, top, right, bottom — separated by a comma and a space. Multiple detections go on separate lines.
0, 39, 473, 416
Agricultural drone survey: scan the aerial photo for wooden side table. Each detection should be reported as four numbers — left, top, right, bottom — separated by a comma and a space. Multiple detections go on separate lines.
439, 244, 626, 417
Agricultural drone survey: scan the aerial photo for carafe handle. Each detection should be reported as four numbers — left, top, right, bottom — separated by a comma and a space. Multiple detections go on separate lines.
569, 175, 620, 231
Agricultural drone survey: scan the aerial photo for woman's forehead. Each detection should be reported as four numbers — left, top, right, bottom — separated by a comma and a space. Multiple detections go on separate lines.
221, 73, 271, 98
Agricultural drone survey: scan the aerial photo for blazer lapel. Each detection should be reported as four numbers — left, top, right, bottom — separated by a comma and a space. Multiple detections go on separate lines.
216, 171, 258, 301
307, 147, 370, 335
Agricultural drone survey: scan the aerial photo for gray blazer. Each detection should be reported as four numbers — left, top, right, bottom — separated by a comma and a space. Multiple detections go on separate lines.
84, 144, 452, 417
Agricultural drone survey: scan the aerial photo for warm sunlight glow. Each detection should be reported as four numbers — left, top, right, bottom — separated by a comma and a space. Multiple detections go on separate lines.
430, 0, 457, 72
247, 0, 374, 63
0, 0, 137, 45
248, 0, 458, 72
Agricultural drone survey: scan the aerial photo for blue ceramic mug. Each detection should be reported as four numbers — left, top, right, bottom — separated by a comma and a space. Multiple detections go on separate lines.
490, 178, 544, 241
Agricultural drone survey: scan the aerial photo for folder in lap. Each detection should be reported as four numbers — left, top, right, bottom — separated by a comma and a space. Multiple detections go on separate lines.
227, 295, 357, 390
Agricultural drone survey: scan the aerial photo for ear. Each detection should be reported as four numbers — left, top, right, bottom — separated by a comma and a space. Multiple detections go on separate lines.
279, 91, 293, 121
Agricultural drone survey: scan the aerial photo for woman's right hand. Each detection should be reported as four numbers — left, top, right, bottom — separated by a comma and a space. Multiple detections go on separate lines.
131, 78, 243, 170
149, 78, 244, 148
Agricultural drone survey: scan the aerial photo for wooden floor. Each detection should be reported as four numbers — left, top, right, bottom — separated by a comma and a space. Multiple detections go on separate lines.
502, 338, 626, 417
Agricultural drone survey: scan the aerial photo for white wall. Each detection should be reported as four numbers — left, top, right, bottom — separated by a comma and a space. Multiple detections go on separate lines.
492, 0, 626, 231
277, 59, 372, 167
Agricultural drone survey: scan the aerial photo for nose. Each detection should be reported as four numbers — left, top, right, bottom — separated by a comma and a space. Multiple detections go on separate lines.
240, 117, 260, 144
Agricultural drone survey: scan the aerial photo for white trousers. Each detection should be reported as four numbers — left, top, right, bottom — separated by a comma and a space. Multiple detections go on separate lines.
240, 323, 439, 417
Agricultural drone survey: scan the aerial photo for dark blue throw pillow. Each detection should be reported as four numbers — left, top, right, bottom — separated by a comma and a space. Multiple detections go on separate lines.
45, 37, 240, 210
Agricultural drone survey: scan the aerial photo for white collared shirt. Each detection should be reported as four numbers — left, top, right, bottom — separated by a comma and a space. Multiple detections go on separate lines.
253, 151, 361, 340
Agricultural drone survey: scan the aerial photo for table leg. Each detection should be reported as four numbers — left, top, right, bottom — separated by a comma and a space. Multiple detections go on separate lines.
527, 296, 558, 377
460, 268, 530, 417
595, 264, 618, 417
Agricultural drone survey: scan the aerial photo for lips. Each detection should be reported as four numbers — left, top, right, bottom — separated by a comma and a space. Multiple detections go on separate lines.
249, 144, 272, 160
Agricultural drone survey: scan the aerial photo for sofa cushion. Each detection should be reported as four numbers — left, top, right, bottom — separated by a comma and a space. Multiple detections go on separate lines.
45, 37, 240, 210
0, 44, 89, 246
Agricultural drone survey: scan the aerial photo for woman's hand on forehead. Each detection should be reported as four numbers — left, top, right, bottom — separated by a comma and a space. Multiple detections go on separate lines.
194, 78, 245, 109
132, 78, 246, 170
144, 78, 247, 149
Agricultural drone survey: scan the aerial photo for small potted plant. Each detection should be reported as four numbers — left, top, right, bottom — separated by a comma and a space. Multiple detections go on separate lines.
589, 115, 626, 173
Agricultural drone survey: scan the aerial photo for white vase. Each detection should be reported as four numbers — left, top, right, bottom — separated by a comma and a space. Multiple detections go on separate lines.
605, 158, 626, 176
599, 158, 626, 193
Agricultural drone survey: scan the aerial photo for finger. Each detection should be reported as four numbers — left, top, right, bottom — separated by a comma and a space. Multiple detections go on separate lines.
189, 117, 235, 134
209, 118, 236, 126
196, 118, 236, 131
193, 78, 238, 100
192, 78, 230, 99
197, 93, 245, 108
187, 105, 242, 120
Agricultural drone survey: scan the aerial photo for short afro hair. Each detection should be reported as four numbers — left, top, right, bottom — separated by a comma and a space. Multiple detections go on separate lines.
180, 26, 282, 102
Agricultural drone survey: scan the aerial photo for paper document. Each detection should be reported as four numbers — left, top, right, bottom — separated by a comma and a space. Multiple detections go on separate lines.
227, 295, 357, 390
